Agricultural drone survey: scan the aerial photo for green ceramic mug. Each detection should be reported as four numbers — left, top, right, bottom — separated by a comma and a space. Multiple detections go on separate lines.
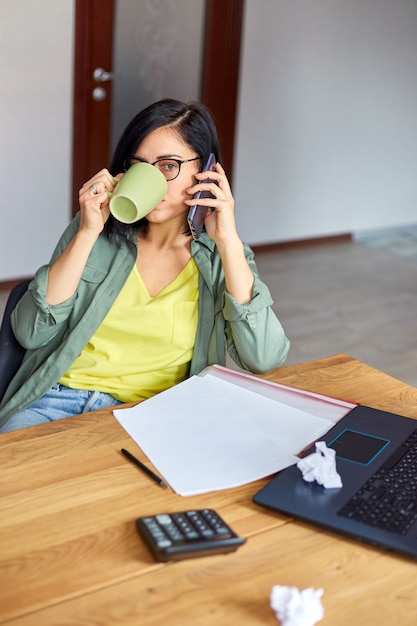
109, 162, 168, 224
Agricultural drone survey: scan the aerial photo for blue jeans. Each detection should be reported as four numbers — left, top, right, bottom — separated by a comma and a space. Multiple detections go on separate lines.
0, 384, 123, 433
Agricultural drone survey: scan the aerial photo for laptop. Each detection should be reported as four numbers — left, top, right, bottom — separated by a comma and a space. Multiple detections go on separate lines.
253, 405, 417, 559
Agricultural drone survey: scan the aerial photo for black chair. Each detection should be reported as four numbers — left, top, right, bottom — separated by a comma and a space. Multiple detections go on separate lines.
0, 279, 31, 402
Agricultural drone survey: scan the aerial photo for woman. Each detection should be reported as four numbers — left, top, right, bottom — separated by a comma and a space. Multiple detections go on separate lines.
0, 99, 289, 433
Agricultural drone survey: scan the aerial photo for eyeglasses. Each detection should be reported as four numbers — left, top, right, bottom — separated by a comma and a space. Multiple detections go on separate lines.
126, 156, 201, 181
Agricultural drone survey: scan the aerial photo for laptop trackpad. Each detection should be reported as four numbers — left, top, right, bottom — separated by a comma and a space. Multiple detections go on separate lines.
328, 429, 390, 466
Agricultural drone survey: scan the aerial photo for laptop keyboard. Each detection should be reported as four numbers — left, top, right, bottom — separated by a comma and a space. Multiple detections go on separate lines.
338, 428, 417, 535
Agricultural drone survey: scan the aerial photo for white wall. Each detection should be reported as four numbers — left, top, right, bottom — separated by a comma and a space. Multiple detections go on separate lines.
234, 0, 417, 245
0, 0, 204, 283
3, 1, 417, 279
0, 0, 74, 281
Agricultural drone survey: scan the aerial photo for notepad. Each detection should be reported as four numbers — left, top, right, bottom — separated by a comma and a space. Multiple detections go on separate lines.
113, 372, 354, 496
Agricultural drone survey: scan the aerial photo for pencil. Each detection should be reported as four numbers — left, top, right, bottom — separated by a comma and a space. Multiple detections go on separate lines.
120, 448, 168, 489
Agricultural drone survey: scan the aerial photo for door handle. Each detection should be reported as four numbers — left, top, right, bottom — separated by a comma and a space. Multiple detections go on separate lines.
93, 67, 118, 82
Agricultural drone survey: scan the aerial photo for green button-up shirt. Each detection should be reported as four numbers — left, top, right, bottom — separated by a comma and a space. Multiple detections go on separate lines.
0, 215, 289, 427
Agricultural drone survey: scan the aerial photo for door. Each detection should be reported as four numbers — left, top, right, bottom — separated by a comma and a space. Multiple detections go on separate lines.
72, 0, 244, 216
72, 0, 115, 214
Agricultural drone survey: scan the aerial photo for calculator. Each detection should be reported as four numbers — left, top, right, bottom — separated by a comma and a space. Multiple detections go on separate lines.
136, 508, 246, 562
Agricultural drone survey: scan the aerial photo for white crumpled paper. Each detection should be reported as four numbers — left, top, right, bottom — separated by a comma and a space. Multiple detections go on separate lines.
297, 441, 342, 488
270, 585, 324, 626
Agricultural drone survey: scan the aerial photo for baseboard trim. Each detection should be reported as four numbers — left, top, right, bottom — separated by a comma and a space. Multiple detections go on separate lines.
251, 233, 352, 254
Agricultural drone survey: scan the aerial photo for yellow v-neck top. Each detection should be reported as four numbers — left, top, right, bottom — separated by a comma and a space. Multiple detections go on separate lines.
59, 260, 199, 402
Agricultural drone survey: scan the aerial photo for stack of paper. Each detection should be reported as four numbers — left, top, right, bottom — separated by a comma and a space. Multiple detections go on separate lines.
113, 372, 353, 496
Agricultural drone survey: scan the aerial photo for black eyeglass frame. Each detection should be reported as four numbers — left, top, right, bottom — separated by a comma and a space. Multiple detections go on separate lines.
125, 156, 201, 181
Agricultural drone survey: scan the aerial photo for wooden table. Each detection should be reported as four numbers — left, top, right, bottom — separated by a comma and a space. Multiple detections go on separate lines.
1, 354, 417, 625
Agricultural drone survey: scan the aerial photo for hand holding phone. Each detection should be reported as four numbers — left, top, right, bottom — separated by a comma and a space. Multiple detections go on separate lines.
187, 153, 217, 239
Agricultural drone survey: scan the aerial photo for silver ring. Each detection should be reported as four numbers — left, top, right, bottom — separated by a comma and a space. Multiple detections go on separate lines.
89, 183, 97, 195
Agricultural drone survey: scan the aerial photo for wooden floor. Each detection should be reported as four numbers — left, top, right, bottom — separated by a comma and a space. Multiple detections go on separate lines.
1, 236, 417, 388
254, 237, 417, 388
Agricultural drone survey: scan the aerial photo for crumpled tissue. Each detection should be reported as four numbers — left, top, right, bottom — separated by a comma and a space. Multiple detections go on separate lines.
270, 585, 324, 626
297, 441, 342, 488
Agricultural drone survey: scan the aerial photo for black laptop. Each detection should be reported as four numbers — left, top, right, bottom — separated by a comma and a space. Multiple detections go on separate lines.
253, 405, 417, 559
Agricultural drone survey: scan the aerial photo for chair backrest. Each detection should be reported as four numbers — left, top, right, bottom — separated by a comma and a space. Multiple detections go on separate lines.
0, 279, 31, 402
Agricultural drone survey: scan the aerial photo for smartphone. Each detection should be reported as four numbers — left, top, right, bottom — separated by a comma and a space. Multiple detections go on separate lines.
187, 153, 217, 239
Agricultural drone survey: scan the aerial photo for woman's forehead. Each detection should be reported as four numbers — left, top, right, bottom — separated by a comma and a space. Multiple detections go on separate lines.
138, 126, 190, 155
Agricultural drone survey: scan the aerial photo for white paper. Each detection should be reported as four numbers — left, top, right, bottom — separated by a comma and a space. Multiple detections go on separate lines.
270, 585, 324, 626
114, 374, 336, 495
205, 364, 356, 422
297, 441, 343, 488
194, 375, 332, 453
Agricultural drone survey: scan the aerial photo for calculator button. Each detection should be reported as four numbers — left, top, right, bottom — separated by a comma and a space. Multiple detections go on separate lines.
164, 525, 183, 542
186, 511, 215, 537
201, 510, 232, 537
172, 514, 199, 540
156, 514, 172, 525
